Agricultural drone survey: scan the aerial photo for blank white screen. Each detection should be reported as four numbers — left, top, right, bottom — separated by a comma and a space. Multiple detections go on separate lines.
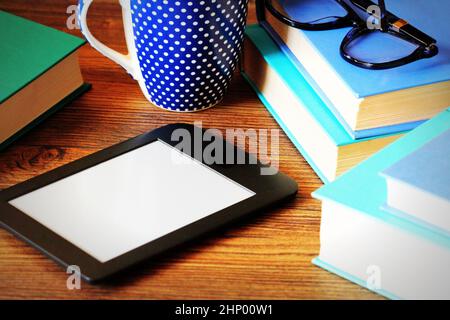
9, 140, 255, 263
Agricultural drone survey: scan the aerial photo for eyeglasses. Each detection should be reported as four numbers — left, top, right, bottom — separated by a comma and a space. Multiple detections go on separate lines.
262, 0, 439, 70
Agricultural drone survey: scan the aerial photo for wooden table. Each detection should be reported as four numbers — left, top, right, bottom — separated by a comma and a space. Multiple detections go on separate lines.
0, 0, 380, 299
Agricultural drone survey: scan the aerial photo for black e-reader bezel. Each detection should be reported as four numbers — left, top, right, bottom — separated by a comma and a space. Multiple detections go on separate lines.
0, 124, 297, 282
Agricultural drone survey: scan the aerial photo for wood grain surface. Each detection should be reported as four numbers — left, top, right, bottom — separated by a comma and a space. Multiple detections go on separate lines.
0, 0, 381, 299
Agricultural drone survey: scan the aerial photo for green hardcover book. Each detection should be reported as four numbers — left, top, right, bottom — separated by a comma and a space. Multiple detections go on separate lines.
0, 10, 90, 151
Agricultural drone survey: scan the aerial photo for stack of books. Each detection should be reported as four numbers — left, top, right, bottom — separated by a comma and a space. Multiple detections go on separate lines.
0, 10, 89, 151
241, 0, 450, 182
242, 1, 450, 298
313, 108, 450, 299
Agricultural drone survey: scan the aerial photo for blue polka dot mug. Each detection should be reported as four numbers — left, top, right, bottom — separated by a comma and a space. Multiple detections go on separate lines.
79, 0, 248, 112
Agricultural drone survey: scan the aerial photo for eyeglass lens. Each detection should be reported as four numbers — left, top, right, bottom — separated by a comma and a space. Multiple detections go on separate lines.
273, 0, 349, 26
344, 31, 420, 64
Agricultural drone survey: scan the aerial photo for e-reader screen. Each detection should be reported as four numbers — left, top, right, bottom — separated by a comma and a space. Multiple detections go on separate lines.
8, 140, 255, 263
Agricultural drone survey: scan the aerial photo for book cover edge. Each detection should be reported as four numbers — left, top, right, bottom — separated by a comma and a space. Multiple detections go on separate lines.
312, 257, 401, 300
379, 203, 450, 239
0, 83, 92, 152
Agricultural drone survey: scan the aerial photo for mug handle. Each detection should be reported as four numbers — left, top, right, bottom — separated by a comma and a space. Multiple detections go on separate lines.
78, 0, 139, 79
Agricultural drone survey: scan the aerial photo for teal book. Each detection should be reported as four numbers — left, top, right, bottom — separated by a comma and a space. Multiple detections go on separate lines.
0, 10, 90, 151
242, 24, 403, 183
312, 108, 450, 299
380, 128, 450, 237
257, 0, 450, 138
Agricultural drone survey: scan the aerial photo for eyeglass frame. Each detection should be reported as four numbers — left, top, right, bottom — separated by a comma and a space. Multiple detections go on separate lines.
260, 0, 439, 70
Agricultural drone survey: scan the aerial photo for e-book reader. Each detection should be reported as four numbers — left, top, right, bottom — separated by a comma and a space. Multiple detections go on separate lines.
0, 124, 297, 282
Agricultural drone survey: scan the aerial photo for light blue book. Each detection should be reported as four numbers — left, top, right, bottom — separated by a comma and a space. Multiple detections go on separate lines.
312, 108, 450, 299
258, 0, 450, 138
242, 24, 403, 183
380, 128, 450, 237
